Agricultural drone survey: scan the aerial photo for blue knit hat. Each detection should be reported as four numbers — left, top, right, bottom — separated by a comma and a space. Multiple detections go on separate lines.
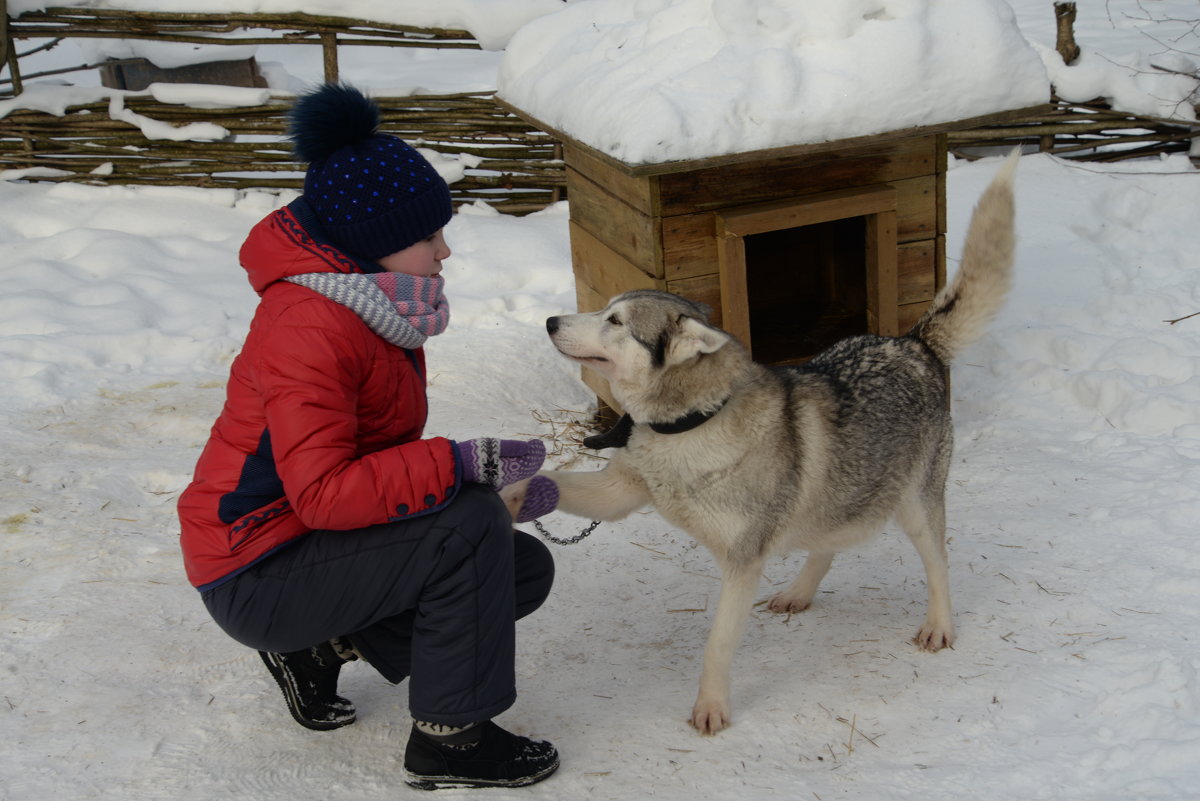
288, 83, 453, 262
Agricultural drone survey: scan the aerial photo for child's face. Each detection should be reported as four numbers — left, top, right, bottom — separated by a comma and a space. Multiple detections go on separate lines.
377, 229, 451, 277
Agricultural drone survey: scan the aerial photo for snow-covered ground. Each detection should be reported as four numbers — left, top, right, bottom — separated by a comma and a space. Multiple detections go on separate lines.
2, 2, 1199, 800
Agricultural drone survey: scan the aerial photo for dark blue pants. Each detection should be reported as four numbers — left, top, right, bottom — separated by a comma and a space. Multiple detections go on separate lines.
202, 486, 554, 726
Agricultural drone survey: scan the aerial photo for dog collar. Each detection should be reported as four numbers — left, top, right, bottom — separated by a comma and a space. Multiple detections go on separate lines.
648, 401, 727, 435
582, 400, 728, 450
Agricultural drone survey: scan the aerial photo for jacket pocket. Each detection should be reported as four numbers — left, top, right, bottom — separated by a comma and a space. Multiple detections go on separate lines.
227, 498, 292, 551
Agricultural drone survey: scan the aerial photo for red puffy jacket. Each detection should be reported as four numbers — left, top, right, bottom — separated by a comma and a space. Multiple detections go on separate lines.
178, 201, 459, 589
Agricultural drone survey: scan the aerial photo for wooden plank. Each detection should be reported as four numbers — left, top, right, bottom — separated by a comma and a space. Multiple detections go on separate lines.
897, 240, 936, 304
718, 186, 897, 238
566, 165, 663, 277
935, 133, 948, 237
657, 136, 936, 216
898, 299, 931, 333
666, 274, 724, 329
865, 210, 900, 336
894, 175, 937, 242
716, 228, 752, 349
574, 277, 608, 315
564, 143, 658, 215
935, 233, 946, 292
569, 222, 660, 301
663, 212, 718, 281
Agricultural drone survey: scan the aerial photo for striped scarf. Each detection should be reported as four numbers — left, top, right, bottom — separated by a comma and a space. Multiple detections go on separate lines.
284, 272, 450, 349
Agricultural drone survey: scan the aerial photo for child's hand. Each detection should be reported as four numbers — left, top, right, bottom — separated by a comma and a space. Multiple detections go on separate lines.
455, 438, 545, 490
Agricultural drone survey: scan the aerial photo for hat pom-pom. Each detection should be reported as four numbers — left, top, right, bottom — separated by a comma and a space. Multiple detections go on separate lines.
288, 83, 381, 163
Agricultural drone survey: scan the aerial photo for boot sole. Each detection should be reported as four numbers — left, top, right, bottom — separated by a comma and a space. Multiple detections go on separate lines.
404, 759, 559, 791
259, 651, 356, 732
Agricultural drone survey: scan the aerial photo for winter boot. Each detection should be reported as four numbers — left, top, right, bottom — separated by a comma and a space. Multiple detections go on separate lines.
403, 720, 559, 790
259, 638, 357, 731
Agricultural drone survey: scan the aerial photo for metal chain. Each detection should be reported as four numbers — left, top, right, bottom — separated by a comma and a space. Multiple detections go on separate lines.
532, 518, 603, 545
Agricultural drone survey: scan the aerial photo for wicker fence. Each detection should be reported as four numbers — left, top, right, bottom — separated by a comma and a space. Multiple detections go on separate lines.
1, 7, 564, 213
948, 100, 1200, 164
0, 90, 565, 213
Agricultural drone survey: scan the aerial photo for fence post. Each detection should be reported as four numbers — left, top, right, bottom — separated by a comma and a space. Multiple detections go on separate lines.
1054, 2, 1080, 65
321, 32, 339, 83
2, 0, 24, 96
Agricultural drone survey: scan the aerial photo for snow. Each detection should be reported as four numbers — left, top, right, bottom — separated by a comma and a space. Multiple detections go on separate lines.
497, 0, 1051, 164
3, 2, 1200, 800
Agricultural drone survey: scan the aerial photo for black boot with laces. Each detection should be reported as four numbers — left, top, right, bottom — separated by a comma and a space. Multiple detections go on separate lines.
404, 720, 559, 790
258, 639, 357, 731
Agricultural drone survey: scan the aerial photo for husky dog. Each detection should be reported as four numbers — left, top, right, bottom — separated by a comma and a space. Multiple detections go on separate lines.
530, 155, 1017, 735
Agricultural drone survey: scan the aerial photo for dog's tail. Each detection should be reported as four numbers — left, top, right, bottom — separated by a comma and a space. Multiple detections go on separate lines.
909, 151, 1018, 364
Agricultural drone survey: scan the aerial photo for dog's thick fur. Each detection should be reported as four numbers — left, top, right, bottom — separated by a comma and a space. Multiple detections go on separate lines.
532, 155, 1017, 734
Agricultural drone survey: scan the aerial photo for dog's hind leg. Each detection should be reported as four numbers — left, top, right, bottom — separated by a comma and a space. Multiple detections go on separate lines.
690, 556, 766, 735
767, 551, 834, 613
898, 492, 955, 651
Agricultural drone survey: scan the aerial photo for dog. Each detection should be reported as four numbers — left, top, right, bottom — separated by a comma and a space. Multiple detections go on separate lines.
525, 154, 1017, 735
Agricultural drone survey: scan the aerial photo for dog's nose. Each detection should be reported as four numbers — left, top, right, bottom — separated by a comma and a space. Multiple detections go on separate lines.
546, 317, 559, 335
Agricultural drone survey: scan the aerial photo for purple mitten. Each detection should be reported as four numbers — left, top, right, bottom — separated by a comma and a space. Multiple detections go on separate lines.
515, 476, 559, 523
455, 438, 546, 490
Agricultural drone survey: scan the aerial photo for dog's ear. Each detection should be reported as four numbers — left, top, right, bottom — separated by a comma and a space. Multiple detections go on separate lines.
667, 317, 732, 365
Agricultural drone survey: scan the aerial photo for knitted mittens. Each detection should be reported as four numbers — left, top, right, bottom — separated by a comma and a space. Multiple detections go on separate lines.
514, 476, 559, 523
455, 438, 545, 490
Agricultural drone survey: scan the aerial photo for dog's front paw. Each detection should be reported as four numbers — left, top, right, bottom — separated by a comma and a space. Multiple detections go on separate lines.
766, 591, 813, 613
689, 696, 732, 735
913, 621, 955, 652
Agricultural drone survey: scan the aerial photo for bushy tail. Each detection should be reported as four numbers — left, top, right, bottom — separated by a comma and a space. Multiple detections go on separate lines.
910, 151, 1018, 363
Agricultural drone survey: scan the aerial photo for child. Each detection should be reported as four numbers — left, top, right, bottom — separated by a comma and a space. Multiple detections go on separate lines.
177, 83, 561, 790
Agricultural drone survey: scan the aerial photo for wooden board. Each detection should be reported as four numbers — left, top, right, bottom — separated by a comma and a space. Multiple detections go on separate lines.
666, 273, 724, 328
662, 212, 719, 281
865, 210, 900, 337
563, 144, 659, 215
897, 240, 937, 304
574, 277, 608, 315
566, 165, 662, 277
655, 135, 937, 217
898, 299, 932, 333
569, 221, 660, 299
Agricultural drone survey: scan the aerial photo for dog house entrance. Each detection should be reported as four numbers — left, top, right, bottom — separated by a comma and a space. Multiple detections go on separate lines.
717, 185, 899, 365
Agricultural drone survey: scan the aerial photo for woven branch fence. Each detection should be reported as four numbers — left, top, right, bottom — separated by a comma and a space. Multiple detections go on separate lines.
0, 91, 565, 212
1, 7, 564, 212
948, 100, 1200, 163
1, 7, 1197, 214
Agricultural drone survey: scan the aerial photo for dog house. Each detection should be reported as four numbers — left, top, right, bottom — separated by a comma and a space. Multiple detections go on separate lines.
499, 102, 1038, 412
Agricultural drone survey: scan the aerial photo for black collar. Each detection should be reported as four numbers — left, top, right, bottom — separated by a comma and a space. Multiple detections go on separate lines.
582, 399, 728, 450
648, 401, 727, 434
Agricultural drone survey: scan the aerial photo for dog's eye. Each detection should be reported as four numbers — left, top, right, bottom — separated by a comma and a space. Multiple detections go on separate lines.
606, 314, 623, 327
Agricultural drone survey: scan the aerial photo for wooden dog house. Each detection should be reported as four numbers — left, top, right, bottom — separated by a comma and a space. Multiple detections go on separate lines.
500, 102, 1036, 412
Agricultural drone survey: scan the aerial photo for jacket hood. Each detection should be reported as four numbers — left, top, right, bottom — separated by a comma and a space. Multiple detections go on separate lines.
238, 197, 382, 295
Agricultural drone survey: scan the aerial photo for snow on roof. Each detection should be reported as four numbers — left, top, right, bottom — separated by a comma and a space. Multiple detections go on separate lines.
497, 0, 1051, 166
4, 0, 568, 51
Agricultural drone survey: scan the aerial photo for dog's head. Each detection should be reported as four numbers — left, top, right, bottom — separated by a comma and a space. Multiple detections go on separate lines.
546, 290, 733, 388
